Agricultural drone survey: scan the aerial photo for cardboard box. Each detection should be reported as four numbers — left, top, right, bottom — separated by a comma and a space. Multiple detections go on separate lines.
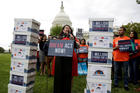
9, 71, 36, 87
11, 44, 37, 60
14, 18, 40, 35
13, 32, 38, 46
89, 18, 114, 32
8, 84, 33, 93
88, 48, 113, 64
86, 79, 112, 93
87, 64, 112, 80
89, 32, 113, 48
10, 59, 36, 74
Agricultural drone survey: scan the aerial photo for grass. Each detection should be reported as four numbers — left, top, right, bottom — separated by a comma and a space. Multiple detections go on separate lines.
0, 53, 140, 93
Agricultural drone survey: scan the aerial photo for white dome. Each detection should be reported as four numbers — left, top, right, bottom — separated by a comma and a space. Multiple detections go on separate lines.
52, 2, 72, 26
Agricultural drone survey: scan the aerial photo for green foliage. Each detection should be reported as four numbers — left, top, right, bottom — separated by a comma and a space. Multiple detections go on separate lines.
137, 0, 140, 4
50, 25, 62, 36
0, 47, 5, 53
0, 54, 140, 93
122, 22, 140, 38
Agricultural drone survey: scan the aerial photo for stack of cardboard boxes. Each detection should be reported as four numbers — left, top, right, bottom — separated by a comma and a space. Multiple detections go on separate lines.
8, 19, 40, 93
85, 18, 114, 93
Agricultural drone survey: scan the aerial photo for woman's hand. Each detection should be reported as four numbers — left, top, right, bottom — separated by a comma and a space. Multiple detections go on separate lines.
69, 34, 74, 40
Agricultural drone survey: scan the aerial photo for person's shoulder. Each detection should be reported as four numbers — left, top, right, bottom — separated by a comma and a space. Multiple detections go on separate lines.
124, 36, 130, 39
85, 45, 89, 47
113, 37, 119, 41
135, 39, 140, 43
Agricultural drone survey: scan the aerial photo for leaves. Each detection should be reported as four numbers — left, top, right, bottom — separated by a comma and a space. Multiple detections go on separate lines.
0, 47, 5, 53
122, 22, 140, 38
50, 25, 62, 37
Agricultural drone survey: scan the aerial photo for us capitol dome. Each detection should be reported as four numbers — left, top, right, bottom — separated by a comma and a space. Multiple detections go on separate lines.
52, 1, 72, 26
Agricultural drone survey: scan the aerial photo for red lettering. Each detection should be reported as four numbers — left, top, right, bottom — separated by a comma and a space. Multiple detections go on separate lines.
49, 43, 56, 48
57, 43, 60, 48
60, 43, 63, 48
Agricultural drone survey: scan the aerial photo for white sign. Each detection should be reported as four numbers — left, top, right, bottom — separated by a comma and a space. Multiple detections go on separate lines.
12, 47, 26, 59
87, 82, 107, 93
11, 61, 24, 73
89, 36, 112, 48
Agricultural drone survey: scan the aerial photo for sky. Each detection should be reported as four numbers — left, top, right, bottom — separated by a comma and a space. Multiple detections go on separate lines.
0, 0, 140, 50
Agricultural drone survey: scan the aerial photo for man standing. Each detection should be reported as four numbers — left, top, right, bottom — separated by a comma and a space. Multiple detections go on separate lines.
113, 27, 130, 90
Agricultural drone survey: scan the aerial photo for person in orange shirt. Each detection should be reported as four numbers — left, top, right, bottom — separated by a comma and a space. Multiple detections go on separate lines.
129, 31, 140, 85
77, 39, 88, 67
113, 27, 130, 91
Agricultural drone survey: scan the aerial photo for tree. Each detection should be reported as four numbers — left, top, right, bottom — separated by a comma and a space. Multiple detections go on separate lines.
50, 25, 62, 36
136, 0, 140, 4
122, 22, 140, 38
0, 47, 5, 53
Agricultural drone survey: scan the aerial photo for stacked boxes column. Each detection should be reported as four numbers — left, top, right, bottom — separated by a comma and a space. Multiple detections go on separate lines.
85, 18, 114, 93
8, 19, 40, 93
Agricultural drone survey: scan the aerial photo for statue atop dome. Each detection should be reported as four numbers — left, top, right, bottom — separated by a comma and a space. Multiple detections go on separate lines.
52, 1, 72, 27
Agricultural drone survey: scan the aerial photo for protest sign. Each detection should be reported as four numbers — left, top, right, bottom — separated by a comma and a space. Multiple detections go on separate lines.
48, 40, 74, 57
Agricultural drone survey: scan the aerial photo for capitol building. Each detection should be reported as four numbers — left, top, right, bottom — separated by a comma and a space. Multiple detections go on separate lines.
52, 1, 72, 27
52, 1, 88, 41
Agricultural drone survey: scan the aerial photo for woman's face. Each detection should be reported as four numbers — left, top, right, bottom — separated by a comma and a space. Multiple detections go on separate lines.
81, 40, 85, 45
43, 35, 47, 40
63, 26, 70, 34
130, 32, 134, 38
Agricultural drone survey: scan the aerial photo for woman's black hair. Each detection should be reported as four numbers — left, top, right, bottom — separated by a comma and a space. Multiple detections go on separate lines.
80, 38, 86, 45
130, 30, 138, 39
59, 25, 74, 39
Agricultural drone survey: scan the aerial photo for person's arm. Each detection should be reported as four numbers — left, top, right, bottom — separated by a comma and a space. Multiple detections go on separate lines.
113, 45, 119, 50
113, 39, 119, 50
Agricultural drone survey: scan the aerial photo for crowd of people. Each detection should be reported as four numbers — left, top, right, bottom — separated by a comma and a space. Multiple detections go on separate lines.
36, 25, 140, 92
113, 27, 140, 91
36, 25, 88, 77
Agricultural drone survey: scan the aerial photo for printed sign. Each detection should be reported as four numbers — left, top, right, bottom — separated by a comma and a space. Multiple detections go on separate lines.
118, 40, 138, 52
12, 47, 26, 59
11, 75, 24, 85
92, 21, 109, 32
87, 82, 107, 93
11, 61, 24, 73
91, 51, 108, 63
90, 36, 112, 48
78, 46, 88, 53
48, 40, 74, 57
9, 88, 23, 93
87, 65, 111, 80
15, 21, 30, 31
15, 35, 27, 45
78, 62, 87, 75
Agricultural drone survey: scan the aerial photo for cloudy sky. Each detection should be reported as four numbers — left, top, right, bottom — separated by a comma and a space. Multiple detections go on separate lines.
0, 0, 140, 49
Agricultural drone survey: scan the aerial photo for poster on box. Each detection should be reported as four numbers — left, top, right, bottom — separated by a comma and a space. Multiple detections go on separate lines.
78, 62, 87, 75
92, 21, 109, 32
118, 40, 138, 52
15, 35, 27, 45
48, 40, 74, 57
78, 46, 88, 53
11, 75, 24, 85
91, 51, 108, 63
12, 48, 26, 59
9, 88, 23, 93
90, 36, 112, 48
87, 65, 111, 79
11, 61, 24, 73
15, 21, 30, 31
87, 82, 107, 93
